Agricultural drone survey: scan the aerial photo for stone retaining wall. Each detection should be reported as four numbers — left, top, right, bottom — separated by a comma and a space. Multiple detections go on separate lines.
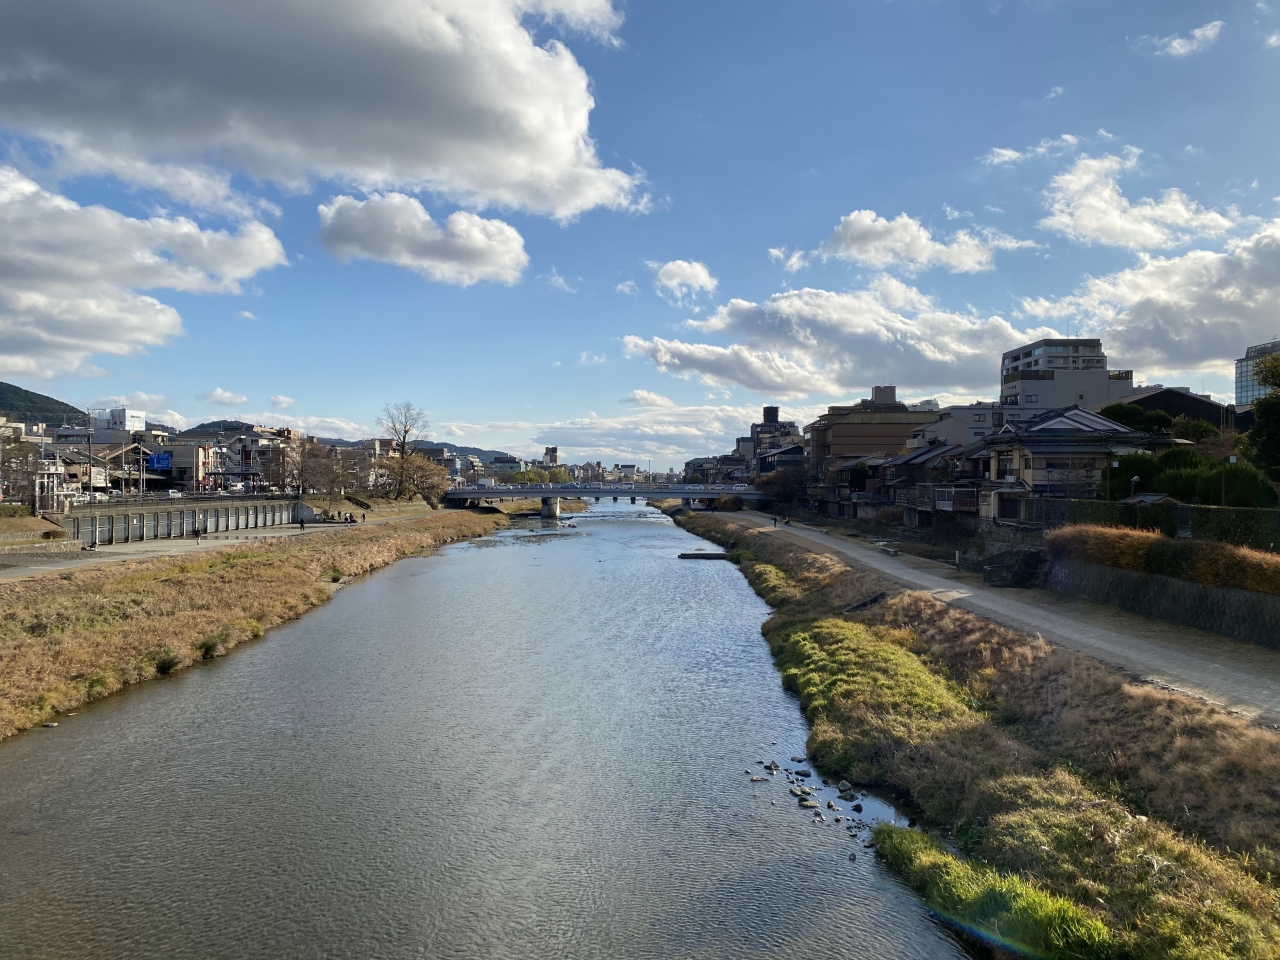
1046, 558, 1280, 650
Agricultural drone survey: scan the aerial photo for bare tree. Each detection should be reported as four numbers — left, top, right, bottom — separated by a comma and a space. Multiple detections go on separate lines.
378, 402, 429, 499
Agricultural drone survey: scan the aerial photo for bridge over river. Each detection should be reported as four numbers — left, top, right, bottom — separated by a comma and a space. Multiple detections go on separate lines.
443, 483, 768, 517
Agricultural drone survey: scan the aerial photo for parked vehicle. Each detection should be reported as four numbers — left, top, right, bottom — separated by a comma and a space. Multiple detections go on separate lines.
166, 490, 184, 498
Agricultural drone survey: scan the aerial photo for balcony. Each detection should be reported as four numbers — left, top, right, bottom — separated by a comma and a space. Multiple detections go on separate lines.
1002, 370, 1056, 384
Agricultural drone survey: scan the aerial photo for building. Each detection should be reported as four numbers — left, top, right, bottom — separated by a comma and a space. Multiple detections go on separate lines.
1000, 338, 1135, 419
804, 386, 939, 479
907, 402, 1005, 449
542, 446, 560, 466
750, 406, 802, 469
1088, 385, 1232, 431
88, 407, 146, 433
489, 454, 526, 476
1236, 339, 1280, 406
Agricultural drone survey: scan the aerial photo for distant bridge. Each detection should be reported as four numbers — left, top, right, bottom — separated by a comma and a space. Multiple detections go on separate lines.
443, 482, 768, 517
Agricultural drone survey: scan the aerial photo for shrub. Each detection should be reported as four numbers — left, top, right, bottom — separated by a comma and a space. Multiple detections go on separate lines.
1046, 524, 1280, 596
1158, 445, 1210, 472
153, 647, 181, 675
1150, 467, 1204, 502
713, 495, 744, 511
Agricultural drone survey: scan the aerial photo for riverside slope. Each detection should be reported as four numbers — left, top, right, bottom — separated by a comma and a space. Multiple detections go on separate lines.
0, 510, 506, 740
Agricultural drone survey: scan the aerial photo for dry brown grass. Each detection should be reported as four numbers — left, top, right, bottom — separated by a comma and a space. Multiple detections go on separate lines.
0, 510, 506, 740
1048, 524, 1280, 596
883, 591, 1280, 879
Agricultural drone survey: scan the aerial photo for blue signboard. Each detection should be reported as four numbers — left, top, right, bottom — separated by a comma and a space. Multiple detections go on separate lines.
147, 453, 171, 470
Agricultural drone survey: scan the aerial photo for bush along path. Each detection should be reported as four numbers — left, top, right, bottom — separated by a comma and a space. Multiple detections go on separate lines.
665, 507, 1280, 960
0, 510, 506, 740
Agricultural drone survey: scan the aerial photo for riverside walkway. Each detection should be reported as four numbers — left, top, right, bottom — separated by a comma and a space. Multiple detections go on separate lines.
734, 511, 1280, 725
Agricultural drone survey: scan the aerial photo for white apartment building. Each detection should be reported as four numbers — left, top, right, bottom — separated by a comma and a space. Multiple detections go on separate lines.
88, 407, 146, 433
1000, 338, 1135, 419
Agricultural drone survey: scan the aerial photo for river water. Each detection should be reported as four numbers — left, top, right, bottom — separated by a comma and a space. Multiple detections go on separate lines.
0, 502, 966, 960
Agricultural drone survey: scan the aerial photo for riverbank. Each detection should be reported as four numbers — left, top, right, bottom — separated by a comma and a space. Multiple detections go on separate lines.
664, 506, 1280, 959
0, 510, 507, 740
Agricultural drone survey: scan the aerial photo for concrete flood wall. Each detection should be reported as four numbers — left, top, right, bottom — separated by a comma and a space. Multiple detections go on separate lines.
59, 499, 301, 547
1046, 558, 1280, 650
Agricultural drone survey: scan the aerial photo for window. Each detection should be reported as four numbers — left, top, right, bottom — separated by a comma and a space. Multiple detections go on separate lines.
1078, 394, 1085, 400
1033, 347, 1044, 355
972, 413, 986, 423
1024, 395, 1038, 403
1023, 457, 1032, 471
973, 431, 986, 438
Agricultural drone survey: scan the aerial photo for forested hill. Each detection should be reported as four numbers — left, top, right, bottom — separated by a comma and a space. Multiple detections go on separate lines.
0, 382, 84, 424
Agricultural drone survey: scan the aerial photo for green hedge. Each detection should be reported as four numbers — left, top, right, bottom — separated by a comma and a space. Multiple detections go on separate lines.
0, 503, 31, 517
1039, 499, 1280, 553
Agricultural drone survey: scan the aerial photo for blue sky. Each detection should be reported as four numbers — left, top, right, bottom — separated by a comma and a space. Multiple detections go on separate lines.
3, 0, 1279, 467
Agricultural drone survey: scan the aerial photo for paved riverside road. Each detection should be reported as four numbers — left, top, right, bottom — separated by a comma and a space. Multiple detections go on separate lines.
731, 511, 1280, 724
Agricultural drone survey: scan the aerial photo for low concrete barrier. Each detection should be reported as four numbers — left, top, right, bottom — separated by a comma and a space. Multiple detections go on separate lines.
1046, 558, 1280, 650
59, 498, 300, 547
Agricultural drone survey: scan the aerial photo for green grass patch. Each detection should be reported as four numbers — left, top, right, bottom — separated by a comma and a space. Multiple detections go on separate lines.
875, 824, 1112, 960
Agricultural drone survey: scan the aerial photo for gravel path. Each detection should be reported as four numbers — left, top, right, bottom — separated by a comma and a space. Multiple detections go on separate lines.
734, 511, 1280, 724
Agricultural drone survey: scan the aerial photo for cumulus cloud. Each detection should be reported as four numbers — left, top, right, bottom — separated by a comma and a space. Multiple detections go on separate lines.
624, 277, 1059, 399
1039, 148, 1235, 249
982, 134, 1079, 166
650, 259, 718, 305
820, 210, 1034, 273
0, 166, 285, 378
0, 0, 643, 220
98, 391, 168, 412
1151, 20, 1225, 56
615, 279, 638, 294
270, 395, 294, 410
579, 350, 607, 364
237, 310, 257, 320
767, 247, 810, 272
199, 387, 248, 406
1020, 217, 1280, 377
620, 389, 675, 406
1266, 31, 1280, 48
318, 193, 527, 286
543, 267, 577, 292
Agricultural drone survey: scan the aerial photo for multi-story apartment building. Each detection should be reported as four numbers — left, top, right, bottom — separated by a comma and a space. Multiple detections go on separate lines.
1000, 338, 1135, 419
804, 386, 938, 478
1236, 339, 1280, 406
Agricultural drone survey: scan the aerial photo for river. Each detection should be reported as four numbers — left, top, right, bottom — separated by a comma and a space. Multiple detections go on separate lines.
0, 502, 967, 959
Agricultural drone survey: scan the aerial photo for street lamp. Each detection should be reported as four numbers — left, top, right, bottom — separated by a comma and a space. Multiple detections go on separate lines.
1129, 475, 1140, 499
1221, 454, 1238, 507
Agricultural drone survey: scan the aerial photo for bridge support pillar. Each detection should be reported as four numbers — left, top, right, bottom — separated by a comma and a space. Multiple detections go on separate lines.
682, 498, 692, 509
540, 496, 560, 519
630, 496, 636, 504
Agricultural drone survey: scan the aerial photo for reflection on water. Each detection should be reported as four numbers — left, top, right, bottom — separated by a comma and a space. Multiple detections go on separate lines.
0, 502, 966, 960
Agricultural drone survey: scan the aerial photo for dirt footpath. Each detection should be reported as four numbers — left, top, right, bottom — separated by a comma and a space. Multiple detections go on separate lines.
735, 511, 1280, 724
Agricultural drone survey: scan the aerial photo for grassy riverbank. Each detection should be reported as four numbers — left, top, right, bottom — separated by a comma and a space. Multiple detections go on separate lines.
665, 507, 1280, 959
0, 510, 506, 741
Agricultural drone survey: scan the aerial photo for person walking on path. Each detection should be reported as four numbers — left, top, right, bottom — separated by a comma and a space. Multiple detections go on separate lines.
361, 512, 366, 523
772, 516, 778, 527
299, 517, 306, 533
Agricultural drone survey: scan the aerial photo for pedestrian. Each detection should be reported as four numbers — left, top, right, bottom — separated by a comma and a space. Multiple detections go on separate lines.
361, 512, 366, 523
194, 525, 201, 544
300, 517, 306, 532
772, 516, 777, 527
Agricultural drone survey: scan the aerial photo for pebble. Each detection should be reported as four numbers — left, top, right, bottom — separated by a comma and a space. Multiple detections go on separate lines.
848, 852, 857, 862
826, 801, 837, 810
852, 803, 863, 813
795, 769, 812, 778
42, 722, 57, 728
838, 780, 852, 792
799, 800, 820, 809
750, 776, 766, 783
790, 756, 806, 764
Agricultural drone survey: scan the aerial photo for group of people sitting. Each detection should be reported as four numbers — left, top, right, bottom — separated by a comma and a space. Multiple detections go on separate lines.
329, 511, 365, 524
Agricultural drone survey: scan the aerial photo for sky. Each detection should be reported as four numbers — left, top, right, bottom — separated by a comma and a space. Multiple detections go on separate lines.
3, 0, 1279, 468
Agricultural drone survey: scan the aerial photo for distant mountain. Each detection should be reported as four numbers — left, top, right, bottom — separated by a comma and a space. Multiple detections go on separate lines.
146, 421, 181, 434
0, 382, 85, 424
313, 438, 513, 462
179, 419, 258, 435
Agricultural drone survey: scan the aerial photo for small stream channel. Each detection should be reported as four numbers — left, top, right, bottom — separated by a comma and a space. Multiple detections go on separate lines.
0, 501, 968, 959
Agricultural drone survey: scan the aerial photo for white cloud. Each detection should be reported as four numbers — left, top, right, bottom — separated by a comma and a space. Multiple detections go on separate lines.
1039, 148, 1234, 249
982, 134, 1079, 166
318, 193, 527, 286
624, 277, 1059, 400
237, 310, 257, 320
1152, 20, 1225, 56
767, 246, 810, 272
270, 395, 294, 410
1020, 217, 1280, 378
820, 210, 1034, 273
0, 0, 643, 220
97, 391, 167, 410
578, 350, 607, 365
446, 425, 466, 437
620, 389, 675, 406
1044, 85, 1064, 99
650, 259, 718, 305
615, 279, 638, 294
0, 166, 284, 378
1265, 31, 1280, 47
199, 387, 248, 406
543, 267, 577, 293
942, 204, 972, 220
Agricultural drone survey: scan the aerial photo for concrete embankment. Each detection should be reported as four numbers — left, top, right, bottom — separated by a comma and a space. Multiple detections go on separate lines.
665, 505, 1280, 960
0, 510, 507, 740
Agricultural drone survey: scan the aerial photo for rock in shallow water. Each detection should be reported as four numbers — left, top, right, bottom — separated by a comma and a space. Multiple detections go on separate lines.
838, 780, 852, 792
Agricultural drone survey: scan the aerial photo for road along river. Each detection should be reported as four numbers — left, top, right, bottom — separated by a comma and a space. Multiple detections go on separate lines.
0, 501, 968, 960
